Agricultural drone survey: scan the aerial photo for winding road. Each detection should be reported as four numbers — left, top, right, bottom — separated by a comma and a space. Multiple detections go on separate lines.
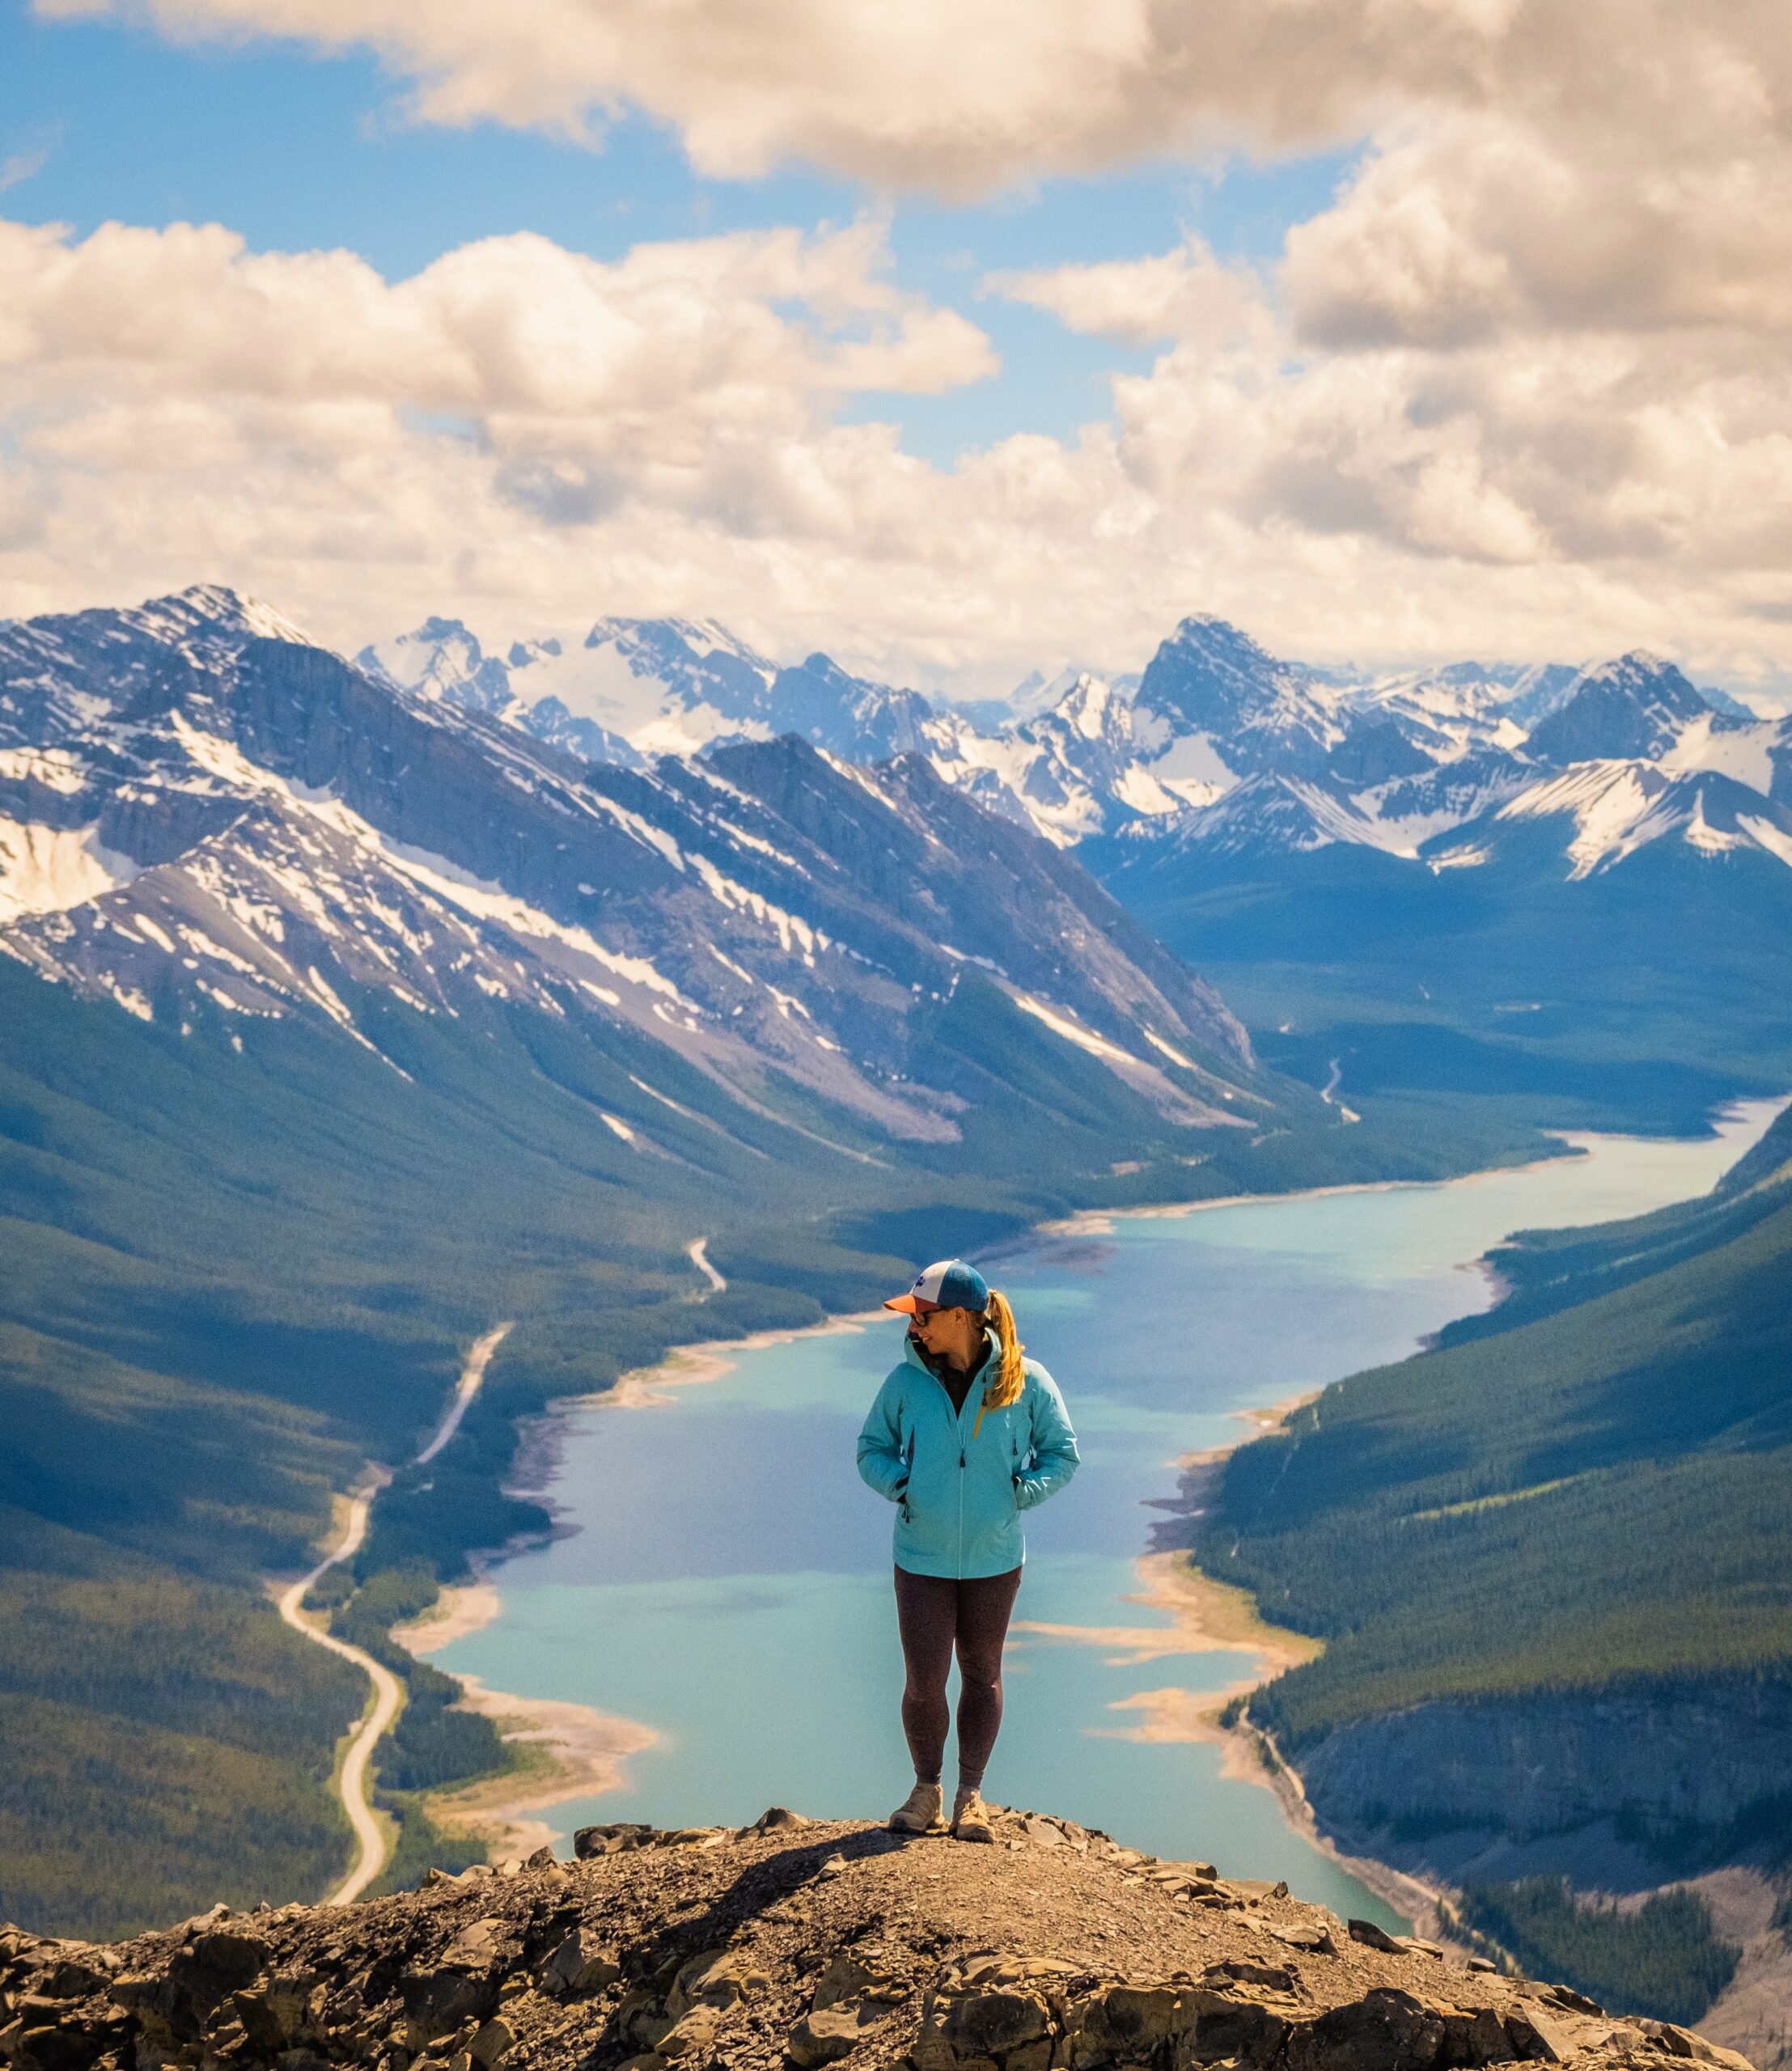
1320, 1057, 1362, 1124
276, 1321, 514, 1905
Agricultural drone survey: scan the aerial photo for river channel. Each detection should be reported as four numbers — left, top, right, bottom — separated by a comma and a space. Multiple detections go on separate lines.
434, 1101, 1781, 1925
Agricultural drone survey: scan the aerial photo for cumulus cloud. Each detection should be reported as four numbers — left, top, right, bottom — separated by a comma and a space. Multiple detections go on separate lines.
5, 201, 1792, 695
33, 2, 1787, 201
993, 241, 1272, 354
0, 215, 992, 418
9, 1, 1792, 691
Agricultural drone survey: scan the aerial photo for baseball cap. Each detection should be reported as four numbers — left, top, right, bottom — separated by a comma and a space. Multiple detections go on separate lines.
883, 1257, 990, 1315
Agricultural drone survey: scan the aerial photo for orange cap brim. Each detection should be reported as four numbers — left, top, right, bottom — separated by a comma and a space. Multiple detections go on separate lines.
883, 1294, 940, 1314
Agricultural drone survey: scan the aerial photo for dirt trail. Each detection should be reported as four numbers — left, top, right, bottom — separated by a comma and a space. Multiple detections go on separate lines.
687, 1238, 727, 1294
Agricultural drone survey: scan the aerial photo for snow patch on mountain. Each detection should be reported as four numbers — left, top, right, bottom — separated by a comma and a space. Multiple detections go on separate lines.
1659, 711, 1780, 794
0, 818, 140, 921
1739, 815, 1792, 868
1493, 761, 1792, 877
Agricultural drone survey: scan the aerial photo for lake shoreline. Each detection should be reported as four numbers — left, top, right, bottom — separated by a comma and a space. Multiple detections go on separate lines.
1131, 1410, 1453, 1938
392, 1586, 660, 1866
403, 1098, 1774, 1887
399, 1294, 1448, 1886
394, 1310, 894, 1861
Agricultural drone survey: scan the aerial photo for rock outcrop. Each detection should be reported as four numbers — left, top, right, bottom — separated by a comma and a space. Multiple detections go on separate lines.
1291, 1682, 1792, 1875
0, 1810, 1756, 2071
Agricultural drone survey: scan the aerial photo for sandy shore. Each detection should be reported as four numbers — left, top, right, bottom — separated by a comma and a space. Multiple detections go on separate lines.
391, 1586, 659, 1864
1037, 1139, 1604, 1239
415, 1674, 662, 1866
1014, 1547, 1321, 1680
602, 1310, 885, 1410
391, 1575, 505, 1654
384, 1311, 891, 1857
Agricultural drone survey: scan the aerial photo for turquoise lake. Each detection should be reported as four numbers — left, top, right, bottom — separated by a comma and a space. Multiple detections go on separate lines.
437, 1101, 1781, 1926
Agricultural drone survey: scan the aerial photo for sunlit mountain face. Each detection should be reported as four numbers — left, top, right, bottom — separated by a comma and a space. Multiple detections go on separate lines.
0, 586, 1270, 1146
364, 605, 1792, 875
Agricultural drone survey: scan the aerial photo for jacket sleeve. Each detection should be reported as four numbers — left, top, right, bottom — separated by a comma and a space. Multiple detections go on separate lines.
856, 1369, 909, 1503
1015, 1364, 1079, 1511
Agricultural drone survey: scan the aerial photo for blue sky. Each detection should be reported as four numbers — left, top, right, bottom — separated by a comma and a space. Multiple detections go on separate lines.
2, 0, 1787, 700
0, 0, 1348, 465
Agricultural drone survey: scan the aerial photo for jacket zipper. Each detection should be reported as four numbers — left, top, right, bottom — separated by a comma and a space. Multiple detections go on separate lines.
921, 1349, 989, 1578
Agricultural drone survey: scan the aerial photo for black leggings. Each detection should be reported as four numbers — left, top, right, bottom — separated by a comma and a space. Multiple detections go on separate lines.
893, 1565, 1023, 1794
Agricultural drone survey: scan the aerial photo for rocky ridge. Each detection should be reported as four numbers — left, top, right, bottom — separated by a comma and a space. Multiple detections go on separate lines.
0, 1812, 1755, 2071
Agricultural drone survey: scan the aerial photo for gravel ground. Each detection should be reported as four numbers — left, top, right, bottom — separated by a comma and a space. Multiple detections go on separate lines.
0, 1807, 1758, 2071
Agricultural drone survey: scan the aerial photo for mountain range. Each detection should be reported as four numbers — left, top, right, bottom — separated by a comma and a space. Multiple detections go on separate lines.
0, 585, 1265, 1153
359, 608, 1792, 879
348, 598, 1792, 1139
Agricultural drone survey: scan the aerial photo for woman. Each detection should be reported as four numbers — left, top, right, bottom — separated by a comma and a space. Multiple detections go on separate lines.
856, 1258, 1078, 1842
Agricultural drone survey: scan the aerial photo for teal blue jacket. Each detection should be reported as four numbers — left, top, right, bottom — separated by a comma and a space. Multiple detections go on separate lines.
856, 1336, 1079, 1579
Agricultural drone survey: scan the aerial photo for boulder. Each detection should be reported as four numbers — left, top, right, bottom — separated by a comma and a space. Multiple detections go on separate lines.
438, 1919, 510, 1972
3, 2024, 104, 2071
231, 1970, 324, 2052
1438, 2005, 1517, 2066
1538, 1987, 1604, 2019
468, 2014, 517, 2068
666, 1949, 769, 2018
1505, 2001, 1574, 2064
811, 1948, 905, 2014
537, 1932, 619, 1998
1347, 1921, 1405, 1956
106, 1976, 175, 2048
1064, 1983, 1184, 2066
190, 1933, 272, 1980
653, 2005, 722, 2059
1269, 1924, 1337, 1955
788, 2005, 871, 2067
1303, 1987, 1446, 2071
1643, 2024, 1757, 2070
401, 1966, 498, 2047
36, 1960, 111, 2002
745, 1806, 807, 1833
1177, 1984, 1294, 2064
943, 1987, 1053, 2058
573, 1824, 655, 1858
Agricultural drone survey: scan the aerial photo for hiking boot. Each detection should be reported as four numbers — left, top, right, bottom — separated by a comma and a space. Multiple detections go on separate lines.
951, 1788, 996, 1843
888, 1779, 945, 1834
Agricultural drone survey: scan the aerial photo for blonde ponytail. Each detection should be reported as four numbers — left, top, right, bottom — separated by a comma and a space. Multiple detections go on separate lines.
980, 1289, 1026, 1412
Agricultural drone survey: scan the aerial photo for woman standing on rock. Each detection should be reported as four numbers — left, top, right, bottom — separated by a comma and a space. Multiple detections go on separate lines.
857, 1259, 1079, 1844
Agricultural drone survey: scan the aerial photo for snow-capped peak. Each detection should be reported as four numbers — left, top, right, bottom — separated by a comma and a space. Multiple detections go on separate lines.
1526, 650, 1710, 767
142, 584, 320, 650
357, 617, 512, 713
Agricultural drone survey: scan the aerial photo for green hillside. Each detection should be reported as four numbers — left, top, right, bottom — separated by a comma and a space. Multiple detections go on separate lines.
1197, 1100, 1792, 1777
1097, 837, 1792, 1138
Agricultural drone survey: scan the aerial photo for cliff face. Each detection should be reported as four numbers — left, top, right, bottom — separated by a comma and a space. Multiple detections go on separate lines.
0, 1808, 1755, 2071
1294, 1678, 1792, 1879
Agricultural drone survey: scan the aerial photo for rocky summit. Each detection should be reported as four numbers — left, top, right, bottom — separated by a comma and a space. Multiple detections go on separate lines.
0, 1811, 1756, 2071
